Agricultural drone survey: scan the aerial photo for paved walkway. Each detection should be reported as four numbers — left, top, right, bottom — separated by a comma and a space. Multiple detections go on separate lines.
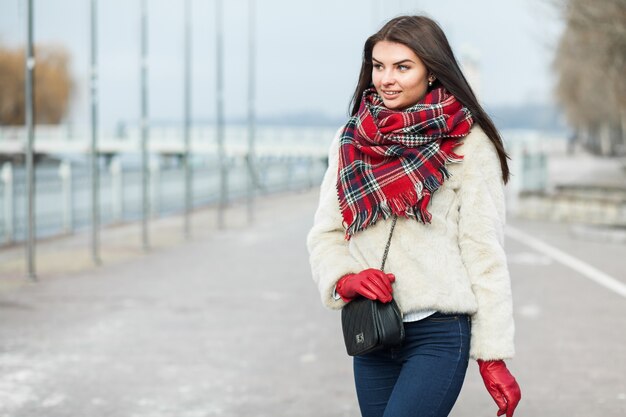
0, 190, 625, 416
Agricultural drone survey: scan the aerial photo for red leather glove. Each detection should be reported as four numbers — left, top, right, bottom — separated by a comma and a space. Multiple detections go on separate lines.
336, 268, 396, 303
477, 359, 521, 417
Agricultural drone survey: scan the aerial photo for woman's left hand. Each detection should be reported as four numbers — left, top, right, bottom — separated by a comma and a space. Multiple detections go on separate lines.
477, 359, 521, 417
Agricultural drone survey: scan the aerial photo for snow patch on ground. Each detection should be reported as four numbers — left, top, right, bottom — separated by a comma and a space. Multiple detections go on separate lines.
0, 354, 48, 413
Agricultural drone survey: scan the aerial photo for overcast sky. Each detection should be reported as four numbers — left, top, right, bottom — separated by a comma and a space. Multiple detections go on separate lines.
0, 0, 564, 130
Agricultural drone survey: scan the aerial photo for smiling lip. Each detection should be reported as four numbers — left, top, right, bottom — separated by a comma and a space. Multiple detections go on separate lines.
381, 90, 401, 100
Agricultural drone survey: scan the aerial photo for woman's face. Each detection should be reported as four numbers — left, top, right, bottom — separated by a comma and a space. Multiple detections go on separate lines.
371, 40, 432, 110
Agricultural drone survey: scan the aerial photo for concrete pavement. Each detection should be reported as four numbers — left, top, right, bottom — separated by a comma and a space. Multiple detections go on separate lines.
0, 189, 625, 417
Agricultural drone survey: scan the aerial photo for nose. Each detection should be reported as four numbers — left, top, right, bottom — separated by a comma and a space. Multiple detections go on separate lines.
381, 69, 395, 86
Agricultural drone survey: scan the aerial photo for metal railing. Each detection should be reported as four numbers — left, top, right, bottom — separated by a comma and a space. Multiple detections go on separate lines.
0, 152, 328, 247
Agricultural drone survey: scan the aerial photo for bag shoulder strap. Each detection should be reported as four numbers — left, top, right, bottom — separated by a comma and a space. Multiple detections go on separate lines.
379, 214, 398, 272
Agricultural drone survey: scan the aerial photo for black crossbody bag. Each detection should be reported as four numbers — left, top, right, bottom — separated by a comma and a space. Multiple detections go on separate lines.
341, 215, 405, 356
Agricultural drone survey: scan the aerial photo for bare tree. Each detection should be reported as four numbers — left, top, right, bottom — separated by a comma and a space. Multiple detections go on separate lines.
551, 0, 626, 155
0, 44, 73, 126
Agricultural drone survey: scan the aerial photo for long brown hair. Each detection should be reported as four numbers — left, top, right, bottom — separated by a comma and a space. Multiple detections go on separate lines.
350, 15, 510, 184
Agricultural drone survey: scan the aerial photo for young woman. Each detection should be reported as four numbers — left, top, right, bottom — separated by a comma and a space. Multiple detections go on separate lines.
307, 15, 522, 417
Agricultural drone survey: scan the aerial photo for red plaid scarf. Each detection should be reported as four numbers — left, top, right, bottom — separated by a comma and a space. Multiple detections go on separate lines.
337, 87, 474, 239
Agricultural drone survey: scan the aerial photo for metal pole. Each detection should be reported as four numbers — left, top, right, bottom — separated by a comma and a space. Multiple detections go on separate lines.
59, 161, 73, 234
183, 0, 192, 238
149, 158, 160, 217
25, 0, 36, 281
216, 0, 226, 229
140, 0, 150, 251
246, 0, 256, 224
110, 157, 123, 221
2, 162, 15, 244
90, 0, 101, 265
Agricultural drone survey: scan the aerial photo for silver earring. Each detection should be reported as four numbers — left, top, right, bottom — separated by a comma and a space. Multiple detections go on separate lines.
428, 80, 433, 86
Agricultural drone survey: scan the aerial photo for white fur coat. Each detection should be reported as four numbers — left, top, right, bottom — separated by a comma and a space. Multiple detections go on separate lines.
306, 125, 515, 361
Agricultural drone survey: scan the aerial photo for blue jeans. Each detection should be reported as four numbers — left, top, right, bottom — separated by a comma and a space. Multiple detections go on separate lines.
353, 311, 471, 417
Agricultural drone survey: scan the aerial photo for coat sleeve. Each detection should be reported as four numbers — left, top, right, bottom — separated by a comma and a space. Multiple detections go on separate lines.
458, 133, 515, 361
306, 129, 363, 310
